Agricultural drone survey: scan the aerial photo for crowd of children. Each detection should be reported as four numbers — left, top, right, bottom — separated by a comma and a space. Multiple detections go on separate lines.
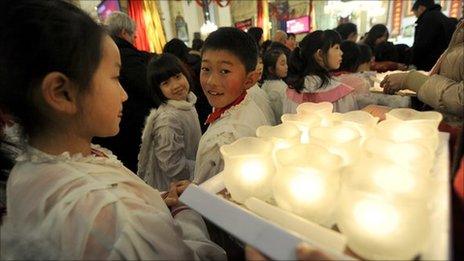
0, 0, 462, 260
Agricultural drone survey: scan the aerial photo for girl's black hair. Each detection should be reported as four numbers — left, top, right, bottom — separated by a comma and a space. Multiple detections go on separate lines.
163, 38, 190, 63
358, 43, 373, 65
364, 24, 389, 50
262, 48, 286, 81
338, 40, 361, 73
146, 53, 192, 108
0, 0, 104, 171
335, 23, 358, 40
286, 30, 341, 92
247, 27, 264, 45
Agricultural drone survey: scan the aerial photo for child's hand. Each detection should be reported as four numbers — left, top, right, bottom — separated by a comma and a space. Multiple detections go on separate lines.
175, 180, 191, 195
163, 182, 179, 207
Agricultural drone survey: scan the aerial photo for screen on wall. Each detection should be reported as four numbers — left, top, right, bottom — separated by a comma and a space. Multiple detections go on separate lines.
97, 0, 121, 22
286, 16, 311, 34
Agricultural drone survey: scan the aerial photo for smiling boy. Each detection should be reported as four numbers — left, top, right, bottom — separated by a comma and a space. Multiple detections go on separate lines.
193, 27, 272, 184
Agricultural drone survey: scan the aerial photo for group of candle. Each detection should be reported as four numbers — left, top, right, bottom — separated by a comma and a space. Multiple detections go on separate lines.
219, 102, 442, 260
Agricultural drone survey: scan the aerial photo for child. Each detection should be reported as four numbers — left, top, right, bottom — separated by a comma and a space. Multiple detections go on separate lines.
247, 56, 276, 126
137, 54, 202, 191
0, 1, 225, 259
261, 48, 289, 123
333, 41, 409, 109
284, 30, 358, 114
193, 27, 271, 184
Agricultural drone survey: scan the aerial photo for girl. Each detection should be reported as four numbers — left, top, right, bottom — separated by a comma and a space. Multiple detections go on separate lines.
138, 54, 202, 191
0, 1, 225, 260
262, 48, 288, 123
284, 30, 358, 113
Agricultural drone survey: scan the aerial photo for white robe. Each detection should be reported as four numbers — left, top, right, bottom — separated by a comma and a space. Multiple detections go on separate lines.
1, 144, 225, 260
261, 79, 287, 123
137, 92, 201, 191
193, 93, 271, 184
283, 75, 359, 114
247, 84, 276, 126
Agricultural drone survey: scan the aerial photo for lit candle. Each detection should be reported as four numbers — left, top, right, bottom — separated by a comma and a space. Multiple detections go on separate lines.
281, 113, 320, 144
256, 123, 301, 152
332, 111, 379, 143
220, 137, 276, 203
386, 108, 442, 129
296, 102, 333, 117
310, 124, 362, 166
273, 144, 343, 227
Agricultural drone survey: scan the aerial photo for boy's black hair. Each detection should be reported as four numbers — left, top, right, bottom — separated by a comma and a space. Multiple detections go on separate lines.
338, 40, 361, 73
202, 27, 258, 73
146, 53, 192, 108
335, 23, 357, 40
358, 43, 373, 65
192, 38, 204, 51
286, 30, 341, 92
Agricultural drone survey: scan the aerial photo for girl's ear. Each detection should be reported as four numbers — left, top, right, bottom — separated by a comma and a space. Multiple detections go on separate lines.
40, 72, 79, 115
314, 49, 324, 66
243, 70, 260, 90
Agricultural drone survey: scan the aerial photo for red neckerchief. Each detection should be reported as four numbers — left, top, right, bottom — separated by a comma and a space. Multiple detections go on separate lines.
330, 71, 350, 77
205, 92, 247, 125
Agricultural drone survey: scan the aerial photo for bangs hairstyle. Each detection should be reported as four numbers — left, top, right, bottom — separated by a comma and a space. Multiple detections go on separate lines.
146, 53, 192, 107
202, 27, 258, 73
286, 30, 341, 92
262, 48, 285, 80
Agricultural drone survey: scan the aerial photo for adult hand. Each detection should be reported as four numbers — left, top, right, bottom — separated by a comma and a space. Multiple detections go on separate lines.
380, 72, 408, 95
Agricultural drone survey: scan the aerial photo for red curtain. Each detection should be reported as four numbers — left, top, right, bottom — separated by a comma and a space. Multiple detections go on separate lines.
127, 0, 150, 51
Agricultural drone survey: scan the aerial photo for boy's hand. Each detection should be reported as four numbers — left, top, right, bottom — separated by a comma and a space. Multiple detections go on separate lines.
175, 180, 191, 195
163, 182, 179, 207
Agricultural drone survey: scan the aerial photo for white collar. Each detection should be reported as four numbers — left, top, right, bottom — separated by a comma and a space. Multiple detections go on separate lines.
166, 92, 197, 111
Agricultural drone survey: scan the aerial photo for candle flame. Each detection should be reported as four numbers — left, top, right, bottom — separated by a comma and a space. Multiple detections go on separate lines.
290, 171, 324, 203
241, 160, 266, 184
354, 200, 399, 235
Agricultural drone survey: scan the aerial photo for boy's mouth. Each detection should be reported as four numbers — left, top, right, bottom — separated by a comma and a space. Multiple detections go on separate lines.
207, 90, 223, 96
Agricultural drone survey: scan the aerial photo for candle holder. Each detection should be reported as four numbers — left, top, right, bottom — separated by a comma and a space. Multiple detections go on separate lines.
377, 120, 439, 153
332, 111, 379, 143
281, 113, 320, 144
256, 123, 301, 152
310, 124, 362, 166
363, 137, 434, 174
296, 102, 334, 127
337, 175, 430, 260
386, 108, 442, 129
273, 144, 343, 227
220, 137, 276, 203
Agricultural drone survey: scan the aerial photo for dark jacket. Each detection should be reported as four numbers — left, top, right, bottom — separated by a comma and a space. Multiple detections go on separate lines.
412, 4, 457, 71
93, 37, 153, 172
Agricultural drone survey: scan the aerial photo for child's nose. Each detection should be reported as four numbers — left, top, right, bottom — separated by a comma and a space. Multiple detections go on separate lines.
121, 86, 128, 102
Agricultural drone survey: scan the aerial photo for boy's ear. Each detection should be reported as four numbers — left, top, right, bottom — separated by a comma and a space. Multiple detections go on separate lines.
243, 70, 260, 90
40, 72, 79, 115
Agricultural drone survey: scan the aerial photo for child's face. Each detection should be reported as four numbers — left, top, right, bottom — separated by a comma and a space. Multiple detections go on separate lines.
275, 54, 288, 78
160, 73, 189, 101
326, 44, 343, 70
80, 35, 128, 138
200, 50, 254, 108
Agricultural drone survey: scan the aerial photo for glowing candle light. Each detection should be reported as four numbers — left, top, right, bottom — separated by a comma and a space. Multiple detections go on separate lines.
281, 113, 320, 144
386, 108, 442, 129
220, 137, 275, 203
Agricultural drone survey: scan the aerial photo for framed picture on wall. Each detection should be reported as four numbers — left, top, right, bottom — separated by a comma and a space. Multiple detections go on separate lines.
175, 14, 189, 42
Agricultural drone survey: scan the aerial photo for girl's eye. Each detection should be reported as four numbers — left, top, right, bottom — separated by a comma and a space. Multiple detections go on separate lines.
161, 81, 168, 86
220, 69, 230, 74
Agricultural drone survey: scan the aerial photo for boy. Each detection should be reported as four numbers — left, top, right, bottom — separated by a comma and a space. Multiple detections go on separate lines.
193, 28, 271, 184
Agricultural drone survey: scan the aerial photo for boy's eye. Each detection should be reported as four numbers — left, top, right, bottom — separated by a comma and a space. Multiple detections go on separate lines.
201, 67, 210, 72
220, 69, 230, 74
175, 74, 182, 79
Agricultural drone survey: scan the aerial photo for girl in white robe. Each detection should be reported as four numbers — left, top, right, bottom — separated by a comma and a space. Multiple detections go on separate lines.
0, 2, 225, 260
283, 30, 358, 114
138, 54, 202, 191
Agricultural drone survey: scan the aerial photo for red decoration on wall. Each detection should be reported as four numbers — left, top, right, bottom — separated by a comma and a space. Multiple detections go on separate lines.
127, 0, 150, 52
449, 0, 461, 18
390, 0, 403, 36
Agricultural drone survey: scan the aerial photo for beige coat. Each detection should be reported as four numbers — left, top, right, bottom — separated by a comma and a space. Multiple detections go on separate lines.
412, 20, 463, 123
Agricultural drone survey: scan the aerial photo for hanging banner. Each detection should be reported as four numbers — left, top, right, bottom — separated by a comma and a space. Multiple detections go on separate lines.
235, 18, 253, 31
390, 0, 403, 36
